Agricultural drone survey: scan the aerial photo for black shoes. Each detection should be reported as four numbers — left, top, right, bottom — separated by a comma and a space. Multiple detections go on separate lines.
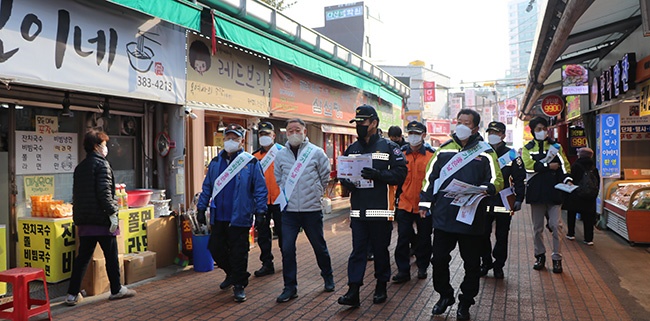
324, 274, 335, 292
533, 254, 545, 271
479, 263, 493, 277
391, 272, 411, 284
219, 277, 233, 290
431, 296, 455, 315
233, 285, 246, 302
456, 302, 471, 321
417, 268, 427, 279
254, 265, 275, 277
372, 281, 387, 304
276, 287, 298, 303
552, 260, 563, 274
338, 284, 360, 307
493, 267, 505, 279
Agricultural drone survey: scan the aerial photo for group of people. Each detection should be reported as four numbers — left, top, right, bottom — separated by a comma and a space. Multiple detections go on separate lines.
64, 104, 599, 321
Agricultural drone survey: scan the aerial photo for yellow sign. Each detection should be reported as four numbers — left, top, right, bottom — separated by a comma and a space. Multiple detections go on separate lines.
35, 115, 58, 134
640, 79, 650, 117
119, 205, 154, 253
17, 217, 76, 283
24, 175, 55, 202
0, 225, 6, 295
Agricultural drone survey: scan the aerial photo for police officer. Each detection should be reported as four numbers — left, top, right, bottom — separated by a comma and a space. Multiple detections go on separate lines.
479, 121, 526, 279
338, 105, 407, 307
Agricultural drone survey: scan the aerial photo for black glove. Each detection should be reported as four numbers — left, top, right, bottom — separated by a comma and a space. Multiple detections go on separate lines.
197, 209, 206, 225
361, 167, 381, 180
255, 212, 266, 226
339, 178, 357, 191
485, 184, 496, 196
512, 201, 523, 212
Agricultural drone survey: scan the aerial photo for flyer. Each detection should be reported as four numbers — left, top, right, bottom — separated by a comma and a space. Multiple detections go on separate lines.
337, 154, 374, 189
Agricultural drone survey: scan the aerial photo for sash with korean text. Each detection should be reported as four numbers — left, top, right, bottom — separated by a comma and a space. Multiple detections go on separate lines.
211, 152, 254, 200
433, 141, 493, 195
275, 144, 318, 210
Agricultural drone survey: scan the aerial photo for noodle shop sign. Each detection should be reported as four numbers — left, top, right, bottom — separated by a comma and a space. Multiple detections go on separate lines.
541, 95, 564, 117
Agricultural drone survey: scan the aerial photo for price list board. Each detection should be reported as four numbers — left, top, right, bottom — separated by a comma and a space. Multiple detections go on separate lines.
16, 131, 78, 175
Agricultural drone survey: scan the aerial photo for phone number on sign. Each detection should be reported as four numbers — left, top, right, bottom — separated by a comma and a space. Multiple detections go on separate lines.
137, 76, 173, 91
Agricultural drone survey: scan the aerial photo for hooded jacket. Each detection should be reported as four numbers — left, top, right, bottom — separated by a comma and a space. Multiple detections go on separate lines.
522, 138, 572, 204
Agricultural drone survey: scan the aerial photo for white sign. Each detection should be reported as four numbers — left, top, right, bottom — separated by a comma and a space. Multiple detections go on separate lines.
35, 115, 58, 134
0, 0, 186, 103
16, 131, 78, 175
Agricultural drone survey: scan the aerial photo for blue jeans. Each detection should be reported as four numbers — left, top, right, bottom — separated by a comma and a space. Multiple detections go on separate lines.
281, 210, 333, 289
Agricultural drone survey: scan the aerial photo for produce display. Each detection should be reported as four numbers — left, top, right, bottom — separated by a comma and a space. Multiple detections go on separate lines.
30, 194, 73, 218
608, 184, 650, 208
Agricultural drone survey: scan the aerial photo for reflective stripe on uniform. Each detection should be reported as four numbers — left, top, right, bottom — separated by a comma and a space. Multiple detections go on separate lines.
350, 209, 394, 219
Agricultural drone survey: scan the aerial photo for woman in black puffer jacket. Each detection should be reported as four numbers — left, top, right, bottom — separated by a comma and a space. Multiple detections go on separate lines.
564, 148, 600, 245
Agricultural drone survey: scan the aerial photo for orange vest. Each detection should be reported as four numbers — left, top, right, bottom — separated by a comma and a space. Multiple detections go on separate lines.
398, 146, 435, 213
253, 148, 281, 205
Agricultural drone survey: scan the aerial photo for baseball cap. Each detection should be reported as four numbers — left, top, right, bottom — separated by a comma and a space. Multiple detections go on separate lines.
224, 123, 245, 137
406, 121, 426, 134
258, 122, 274, 134
486, 121, 506, 133
349, 104, 378, 123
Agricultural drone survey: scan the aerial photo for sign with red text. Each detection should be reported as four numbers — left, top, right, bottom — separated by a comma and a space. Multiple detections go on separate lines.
35, 116, 58, 134
423, 81, 436, 102
541, 95, 564, 117
15, 131, 78, 175
426, 120, 451, 135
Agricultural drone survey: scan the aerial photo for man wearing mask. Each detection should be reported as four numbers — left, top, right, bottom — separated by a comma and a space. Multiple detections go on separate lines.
479, 121, 526, 279
388, 125, 408, 147
420, 109, 503, 320
252, 122, 284, 277
392, 121, 435, 284
274, 119, 334, 303
196, 124, 268, 302
338, 105, 407, 307
522, 117, 572, 274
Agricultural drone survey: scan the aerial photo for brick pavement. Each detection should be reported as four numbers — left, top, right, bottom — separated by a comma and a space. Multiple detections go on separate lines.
46, 205, 640, 321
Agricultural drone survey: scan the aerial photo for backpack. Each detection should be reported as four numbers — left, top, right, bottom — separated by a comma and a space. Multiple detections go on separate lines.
574, 164, 599, 199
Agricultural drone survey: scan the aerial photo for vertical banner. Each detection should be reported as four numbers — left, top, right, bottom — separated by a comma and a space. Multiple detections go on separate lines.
423, 81, 436, 102
640, 79, 650, 117
18, 217, 76, 283
597, 114, 621, 178
118, 205, 154, 253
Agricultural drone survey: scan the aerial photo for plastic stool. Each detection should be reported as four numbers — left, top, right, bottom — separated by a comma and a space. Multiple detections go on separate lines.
0, 267, 52, 321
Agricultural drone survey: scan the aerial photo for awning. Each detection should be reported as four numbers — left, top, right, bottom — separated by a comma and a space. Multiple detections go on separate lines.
187, 101, 269, 118
107, 0, 202, 31
321, 124, 357, 136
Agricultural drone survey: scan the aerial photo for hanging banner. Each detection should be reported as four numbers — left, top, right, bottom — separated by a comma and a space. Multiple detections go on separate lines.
640, 79, 650, 117
566, 96, 581, 120
596, 114, 620, 178
0, 0, 186, 103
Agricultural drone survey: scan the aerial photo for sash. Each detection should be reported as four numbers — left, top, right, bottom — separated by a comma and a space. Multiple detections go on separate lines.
275, 144, 318, 210
211, 152, 254, 200
433, 141, 492, 195
260, 143, 283, 173
497, 149, 518, 169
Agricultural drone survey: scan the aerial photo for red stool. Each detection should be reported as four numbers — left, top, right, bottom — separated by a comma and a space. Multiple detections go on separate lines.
0, 267, 52, 321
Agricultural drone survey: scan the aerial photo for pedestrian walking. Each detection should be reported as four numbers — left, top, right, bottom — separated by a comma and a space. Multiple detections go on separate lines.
65, 129, 135, 306
388, 125, 408, 147
564, 147, 599, 245
196, 124, 268, 302
480, 121, 526, 279
338, 105, 407, 307
420, 109, 503, 320
522, 116, 572, 274
274, 118, 335, 303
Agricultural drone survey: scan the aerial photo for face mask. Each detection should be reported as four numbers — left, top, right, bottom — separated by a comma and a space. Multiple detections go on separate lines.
259, 136, 273, 147
100, 145, 108, 157
223, 139, 241, 153
535, 130, 547, 141
288, 133, 304, 147
407, 134, 423, 146
356, 125, 369, 139
455, 124, 472, 140
488, 134, 502, 145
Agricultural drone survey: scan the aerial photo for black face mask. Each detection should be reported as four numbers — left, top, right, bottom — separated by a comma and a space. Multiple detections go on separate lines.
356, 125, 369, 139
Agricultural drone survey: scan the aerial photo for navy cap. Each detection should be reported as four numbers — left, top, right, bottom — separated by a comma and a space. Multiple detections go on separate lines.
349, 104, 378, 123
258, 122, 274, 134
406, 121, 426, 134
486, 121, 506, 133
224, 123, 245, 137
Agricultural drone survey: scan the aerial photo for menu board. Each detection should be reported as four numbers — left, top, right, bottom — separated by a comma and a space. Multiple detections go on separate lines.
16, 131, 78, 175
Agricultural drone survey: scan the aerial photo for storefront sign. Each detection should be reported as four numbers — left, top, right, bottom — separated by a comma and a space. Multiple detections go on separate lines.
426, 120, 451, 135
541, 95, 564, 117
621, 53, 636, 93
636, 54, 650, 83
119, 205, 154, 253
621, 104, 650, 140
271, 64, 358, 126
0, 0, 186, 103
18, 217, 76, 283
562, 64, 589, 95
595, 53, 637, 105
423, 81, 436, 102
596, 114, 620, 178
640, 79, 650, 117
566, 96, 581, 120
590, 77, 600, 107
24, 176, 55, 202
186, 34, 270, 116
568, 127, 587, 148
35, 116, 58, 134
15, 131, 77, 175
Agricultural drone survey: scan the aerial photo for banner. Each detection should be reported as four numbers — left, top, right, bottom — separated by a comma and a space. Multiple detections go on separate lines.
596, 114, 620, 178
423, 81, 436, 102
426, 120, 451, 135
0, 0, 186, 103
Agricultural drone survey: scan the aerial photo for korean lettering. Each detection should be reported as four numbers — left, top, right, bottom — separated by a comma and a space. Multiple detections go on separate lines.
129, 211, 139, 233
61, 222, 75, 247
62, 250, 73, 273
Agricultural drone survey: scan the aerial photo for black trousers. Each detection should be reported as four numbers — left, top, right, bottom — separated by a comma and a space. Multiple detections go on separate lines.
395, 209, 432, 273
67, 235, 122, 295
256, 204, 282, 267
432, 229, 482, 305
347, 219, 393, 285
209, 222, 251, 287
567, 210, 595, 242
480, 212, 512, 269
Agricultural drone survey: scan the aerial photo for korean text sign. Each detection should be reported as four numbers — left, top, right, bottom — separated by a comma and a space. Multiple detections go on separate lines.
18, 217, 76, 283
119, 205, 154, 253
15, 131, 77, 175
596, 114, 620, 178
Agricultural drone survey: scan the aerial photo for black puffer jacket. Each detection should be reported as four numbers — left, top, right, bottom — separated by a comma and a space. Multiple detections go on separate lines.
563, 157, 600, 213
72, 151, 119, 226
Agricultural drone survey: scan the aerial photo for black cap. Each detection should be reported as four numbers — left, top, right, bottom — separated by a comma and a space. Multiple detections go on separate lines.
224, 123, 245, 137
258, 122, 274, 134
406, 121, 426, 134
486, 121, 506, 133
349, 104, 378, 123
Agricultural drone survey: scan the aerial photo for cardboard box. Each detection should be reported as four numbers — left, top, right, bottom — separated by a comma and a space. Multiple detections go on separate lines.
123, 251, 156, 285
80, 254, 125, 296
75, 220, 126, 259
146, 216, 178, 268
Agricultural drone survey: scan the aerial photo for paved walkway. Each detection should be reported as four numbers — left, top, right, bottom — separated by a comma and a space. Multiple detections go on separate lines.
41, 204, 650, 320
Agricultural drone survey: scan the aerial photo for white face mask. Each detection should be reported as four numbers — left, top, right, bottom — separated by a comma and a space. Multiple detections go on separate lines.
407, 134, 423, 146
288, 133, 304, 147
259, 136, 274, 147
455, 124, 472, 140
100, 144, 108, 157
534, 130, 547, 141
487, 134, 502, 145
223, 139, 241, 153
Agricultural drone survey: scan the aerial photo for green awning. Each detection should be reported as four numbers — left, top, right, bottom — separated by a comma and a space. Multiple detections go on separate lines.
107, 0, 201, 31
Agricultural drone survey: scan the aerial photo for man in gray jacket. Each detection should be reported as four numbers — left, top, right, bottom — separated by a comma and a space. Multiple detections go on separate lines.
274, 118, 335, 303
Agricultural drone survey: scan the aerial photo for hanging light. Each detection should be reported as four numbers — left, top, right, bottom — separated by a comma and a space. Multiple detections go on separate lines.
101, 97, 111, 119
61, 92, 73, 117
217, 117, 226, 131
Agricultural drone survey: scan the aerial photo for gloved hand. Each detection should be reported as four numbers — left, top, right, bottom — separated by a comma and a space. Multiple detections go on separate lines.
512, 201, 523, 212
361, 167, 381, 180
109, 214, 119, 233
197, 209, 207, 225
255, 212, 266, 226
339, 178, 357, 191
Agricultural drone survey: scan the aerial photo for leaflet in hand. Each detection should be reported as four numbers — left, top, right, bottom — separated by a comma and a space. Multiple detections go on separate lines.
554, 183, 578, 193
337, 154, 374, 189
456, 193, 489, 225
540, 144, 560, 164
441, 179, 488, 195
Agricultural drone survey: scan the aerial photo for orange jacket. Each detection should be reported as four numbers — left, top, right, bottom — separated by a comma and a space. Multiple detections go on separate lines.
253, 146, 281, 205
398, 144, 435, 213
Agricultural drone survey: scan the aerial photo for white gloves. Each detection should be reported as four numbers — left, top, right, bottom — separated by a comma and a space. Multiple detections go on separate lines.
109, 214, 119, 233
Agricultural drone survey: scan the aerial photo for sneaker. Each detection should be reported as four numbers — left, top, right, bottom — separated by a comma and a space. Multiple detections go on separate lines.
584, 241, 594, 246
566, 235, 575, 240
64, 293, 83, 306
108, 286, 136, 300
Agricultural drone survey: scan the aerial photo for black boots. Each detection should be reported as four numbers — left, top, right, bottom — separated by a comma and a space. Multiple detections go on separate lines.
233, 285, 246, 302
431, 296, 455, 315
373, 281, 387, 304
533, 254, 545, 270
456, 301, 471, 321
552, 259, 563, 273
338, 284, 360, 307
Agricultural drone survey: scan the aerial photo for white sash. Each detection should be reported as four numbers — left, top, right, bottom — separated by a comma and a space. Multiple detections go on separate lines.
260, 143, 283, 173
275, 144, 318, 210
433, 141, 492, 195
211, 152, 254, 200
497, 149, 518, 169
